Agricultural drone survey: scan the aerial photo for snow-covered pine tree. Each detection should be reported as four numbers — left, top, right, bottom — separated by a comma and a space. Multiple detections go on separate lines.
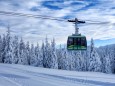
73, 51, 83, 71
18, 38, 27, 64
70, 51, 75, 70
82, 50, 88, 71
30, 44, 37, 66
108, 46, 115, 73
0, 35, 2, 63
41, 42, 46, 67
78, 51, 85, 71
25, 41, 31, 65
99, 45, 115, 73
35, 43, 43, 67
61, 47, 69, 70
97, 46, 106, 73
12, 36, 19, 64
57, 44, 63, 69
50, 38, 58, 69
88, 38, 102, 72
113, 46, 115, 73
44, 37, 51, 68
83, 46, 91, 71
1, 35, 6, 63
105, 54, 112, 73
4, 26, 13, 64
67, 51, 75, 70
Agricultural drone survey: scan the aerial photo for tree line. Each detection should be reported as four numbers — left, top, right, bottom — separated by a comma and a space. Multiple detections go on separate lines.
0, 28, 115, 74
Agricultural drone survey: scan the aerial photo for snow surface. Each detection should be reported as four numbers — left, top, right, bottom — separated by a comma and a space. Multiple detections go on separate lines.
0, 63, 115, 86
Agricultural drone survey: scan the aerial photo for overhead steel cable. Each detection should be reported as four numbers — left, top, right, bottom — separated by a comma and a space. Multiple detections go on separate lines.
0, 11, 66, 22
86, 22, 110, 24
83, 20, 105, 23
0, 10, 114, 25
79, 19, 111, 24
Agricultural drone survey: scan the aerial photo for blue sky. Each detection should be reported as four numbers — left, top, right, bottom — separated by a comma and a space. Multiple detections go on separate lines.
0, 0, 115, 47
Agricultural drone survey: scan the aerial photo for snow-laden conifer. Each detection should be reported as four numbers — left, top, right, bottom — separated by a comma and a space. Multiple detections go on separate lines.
88, 38, 101, 72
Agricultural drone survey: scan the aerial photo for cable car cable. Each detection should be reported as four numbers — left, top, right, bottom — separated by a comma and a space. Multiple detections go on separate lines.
0, 11, 67, 22
0, 11, 114, 25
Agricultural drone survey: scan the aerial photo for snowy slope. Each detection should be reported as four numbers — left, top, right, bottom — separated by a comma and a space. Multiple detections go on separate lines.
0, 64, 115, 86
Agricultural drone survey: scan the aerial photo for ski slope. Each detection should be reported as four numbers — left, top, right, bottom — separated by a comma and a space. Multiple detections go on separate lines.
0, 64, 115, 86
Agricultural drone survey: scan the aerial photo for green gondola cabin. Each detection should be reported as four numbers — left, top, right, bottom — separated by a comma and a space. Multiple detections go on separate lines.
67, 35, 87, 50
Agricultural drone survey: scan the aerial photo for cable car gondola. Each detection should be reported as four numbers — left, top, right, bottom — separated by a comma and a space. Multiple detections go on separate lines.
67, 18, 87, 50
67, 34, 87, 50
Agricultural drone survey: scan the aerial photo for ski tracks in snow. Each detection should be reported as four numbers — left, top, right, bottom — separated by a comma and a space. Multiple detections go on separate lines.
0, 73, 23, 86
0, 65, 92, 86
0, 64, 115, 86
